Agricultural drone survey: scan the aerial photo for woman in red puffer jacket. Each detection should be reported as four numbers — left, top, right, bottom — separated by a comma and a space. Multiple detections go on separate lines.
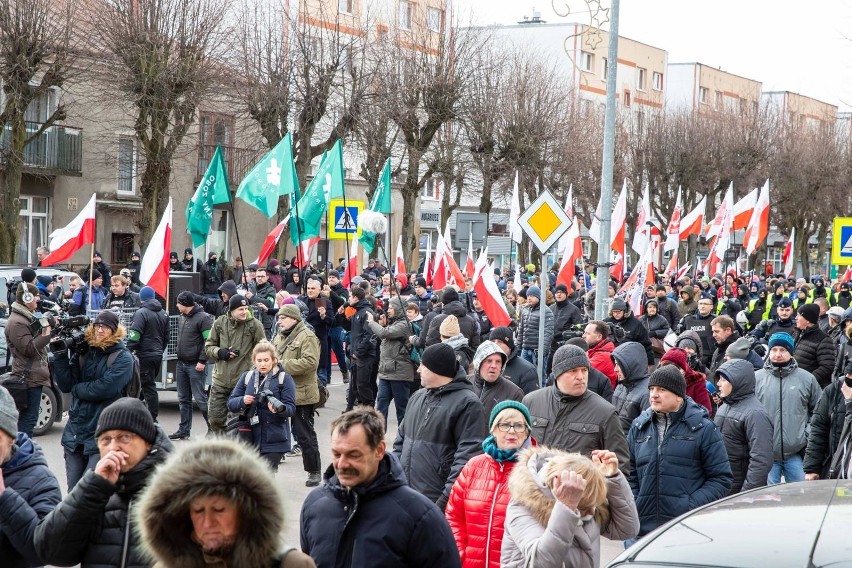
446, 401, 535, 568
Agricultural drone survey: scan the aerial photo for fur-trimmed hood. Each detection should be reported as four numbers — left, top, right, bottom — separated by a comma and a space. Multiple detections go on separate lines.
508, 447, 609, 530
136, 439, 285, 568
83, 324, 127, 350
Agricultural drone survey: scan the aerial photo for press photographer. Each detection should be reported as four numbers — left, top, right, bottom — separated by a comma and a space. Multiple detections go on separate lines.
226, 341, 296, 472
52, 311, 134, 490
3, 283, 51, 437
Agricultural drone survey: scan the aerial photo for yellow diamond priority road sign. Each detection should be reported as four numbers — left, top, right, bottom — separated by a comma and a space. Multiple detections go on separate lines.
518, 190, 573, 253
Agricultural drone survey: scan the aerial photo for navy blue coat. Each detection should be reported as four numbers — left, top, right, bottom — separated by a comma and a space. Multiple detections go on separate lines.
53, 332, 134, 455
628, 397, 733, 536
300, 453, 460, 568
228, 363, 296, 454
0, 433, 61, 568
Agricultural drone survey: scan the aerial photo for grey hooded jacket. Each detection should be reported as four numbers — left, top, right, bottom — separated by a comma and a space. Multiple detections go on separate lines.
713, 359, 774, 493
755, 357, 821, 460
468, 340, 524, 419
610, 342, 650, 434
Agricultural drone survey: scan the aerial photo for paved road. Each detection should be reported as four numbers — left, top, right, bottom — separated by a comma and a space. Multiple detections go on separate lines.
36, 370, 626, 566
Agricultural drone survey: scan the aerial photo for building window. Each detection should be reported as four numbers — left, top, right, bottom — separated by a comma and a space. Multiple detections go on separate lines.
17, 196, 49, 265
398, 1, 412, 30
624, 89, 631, 107
601, 58, 608, 80
427, 7, 443, 32
338, 0, 353, 14
198, 113, 235, 178
117, 135, 137, 195
422, 178, 438, 200
652, 71, 663, 91
580, 51, 593, 72
23, 88, 57, 123
637, 68, 646, 91
111, 233, 135, 265
715, 90, 723, 109
699, 87, 708, 104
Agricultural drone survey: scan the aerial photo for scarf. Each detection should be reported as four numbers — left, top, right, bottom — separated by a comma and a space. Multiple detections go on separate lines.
481, 434, 531, 463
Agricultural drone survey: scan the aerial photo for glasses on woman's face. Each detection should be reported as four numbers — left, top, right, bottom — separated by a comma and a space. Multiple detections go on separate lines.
97, 432, 138, 447
93, 324, 110, 331
496, 422, 528, 433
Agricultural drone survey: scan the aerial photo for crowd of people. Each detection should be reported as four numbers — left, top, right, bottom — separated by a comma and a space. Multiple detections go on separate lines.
3, 249, 852, 567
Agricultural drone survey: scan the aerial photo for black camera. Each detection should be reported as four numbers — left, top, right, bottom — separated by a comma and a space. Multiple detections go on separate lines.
48, 315, 91, 354
607, 322, 626, 344
257, 389, 286, 413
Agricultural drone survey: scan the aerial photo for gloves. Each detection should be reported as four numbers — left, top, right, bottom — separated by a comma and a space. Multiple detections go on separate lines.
217, 348, 230, 361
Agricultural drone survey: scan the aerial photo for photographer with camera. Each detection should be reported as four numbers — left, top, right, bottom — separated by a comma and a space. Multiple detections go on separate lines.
4, 283, 51, 437
53, 310, 134, 489
227, 341, 296, 472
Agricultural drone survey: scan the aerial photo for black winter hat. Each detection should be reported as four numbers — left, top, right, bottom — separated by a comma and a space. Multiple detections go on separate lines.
96, 398, 157, 444
420, 343, 459, 379
555, 283, 569, 294
442, 286, 459, 304
551, 344, 590, 379
177, 291, 195, 307
92, 310, 120, 332
20, 267, 37, 283
648, 365, 687, 399
798, 303, 820, 325
228, 294, 248, 311
489, 326, 515, 352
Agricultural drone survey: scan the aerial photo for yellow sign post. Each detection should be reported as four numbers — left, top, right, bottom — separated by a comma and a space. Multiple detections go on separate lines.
517, 190, 572, 254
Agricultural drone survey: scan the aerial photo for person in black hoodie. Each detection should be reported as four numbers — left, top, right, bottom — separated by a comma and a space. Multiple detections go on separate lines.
347, 287, 377, 409
193, 279, 238, 318
424, 286, 481, 351
125, 251, 142, 286
804, 368, 852, 480
35, 398, 174, 568
611, 341, 650, 433
550, 283, 583, 352
838, 282, 852, 310
393, 343, 486, 511
607, 297, 654, 366
128, 286, 169, 421
92, 250, 112, 284
200, 252, 224, 297
0, 386, 62, 568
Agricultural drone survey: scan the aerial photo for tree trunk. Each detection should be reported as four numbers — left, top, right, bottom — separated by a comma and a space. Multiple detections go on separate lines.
137, 158, 173, 248
400, 151, 422, 268
798, 229, 810, 279
0, 118, 27, 263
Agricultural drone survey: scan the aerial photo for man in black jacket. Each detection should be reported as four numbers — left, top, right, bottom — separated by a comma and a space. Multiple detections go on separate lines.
169, 291, 213, 440
489, 326, 539, 395
92, 250, 112, 284
708, 315, 740, 378
101, 275, 141, 311
193, 279, 238, 318
124, 251, 142, 286
676, 295, 716, 367
794, 303, 837, 389
246, 267, 276, 338
327, 271, 350, 383
424, 287, 481, 350
300, 277, 335, 385
201, 252, 225, 297
804, 374, 851, 480
303, 408, 460, 567
128, 286, 169, 421
347, 287, 377, 408
655, 285, 682, 329
551, 283, 583, 352
607, 297, 654, 366
35, 398, 173, 568
180, 247, 201, 272
393, 343, 486, 510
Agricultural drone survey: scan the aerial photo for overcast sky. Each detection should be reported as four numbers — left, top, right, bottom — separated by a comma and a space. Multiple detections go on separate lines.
456, 0, 852, 111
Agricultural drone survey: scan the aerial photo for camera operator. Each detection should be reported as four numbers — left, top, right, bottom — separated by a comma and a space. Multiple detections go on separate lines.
53, 311, 134, 490
4, 283, 51, 437
227, 341, 296, 472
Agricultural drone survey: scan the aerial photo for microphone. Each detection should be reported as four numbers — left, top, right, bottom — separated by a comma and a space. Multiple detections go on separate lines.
359, 210, 388, 235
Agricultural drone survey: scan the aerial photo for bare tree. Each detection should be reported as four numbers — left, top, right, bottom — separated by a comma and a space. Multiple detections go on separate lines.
87, 0, 229, 245
232, 0, 371, 258
0, 0, 75, 262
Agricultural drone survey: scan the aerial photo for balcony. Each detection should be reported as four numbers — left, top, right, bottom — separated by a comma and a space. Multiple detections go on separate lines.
196, 144, 260, 188
0, 122, 83, 176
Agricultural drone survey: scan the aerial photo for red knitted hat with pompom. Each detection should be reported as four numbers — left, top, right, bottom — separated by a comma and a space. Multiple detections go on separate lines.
660, 347, 688, 373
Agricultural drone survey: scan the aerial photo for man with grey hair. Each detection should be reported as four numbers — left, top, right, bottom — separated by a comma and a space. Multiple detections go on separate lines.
35, 246, 49, 266
299, 277, 335, 385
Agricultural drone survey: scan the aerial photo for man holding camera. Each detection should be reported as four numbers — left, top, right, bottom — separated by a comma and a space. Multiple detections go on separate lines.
53, 311, 135, 489
4, 283, 52, 437
204, 295, 266, 436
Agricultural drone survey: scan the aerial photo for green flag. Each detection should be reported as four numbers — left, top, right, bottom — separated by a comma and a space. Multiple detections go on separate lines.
359, 157, 392, 254
186, 145, 231, 247
290, 139, 345, 245
235, 132, 300, 217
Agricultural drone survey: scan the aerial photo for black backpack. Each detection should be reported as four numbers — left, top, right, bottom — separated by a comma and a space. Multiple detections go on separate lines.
80, 349, 142, 399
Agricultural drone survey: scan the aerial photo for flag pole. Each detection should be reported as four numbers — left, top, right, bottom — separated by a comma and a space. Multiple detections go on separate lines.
87, 242, 94, 314
217, 146, 247, 284
339, 181, 352, 285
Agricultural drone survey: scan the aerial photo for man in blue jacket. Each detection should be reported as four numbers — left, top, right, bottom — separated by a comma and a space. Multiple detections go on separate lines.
302, 407, 460, 567
627, 365, 732, 541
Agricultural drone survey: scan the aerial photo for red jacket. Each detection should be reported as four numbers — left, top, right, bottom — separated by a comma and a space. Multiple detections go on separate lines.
588, 338, 618, 388
445, 453, 515, 568
686, 370, 713, 415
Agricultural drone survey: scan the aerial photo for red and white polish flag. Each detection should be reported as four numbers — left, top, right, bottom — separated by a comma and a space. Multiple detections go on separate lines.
41, 194, 97, 266
254, 217, 289, 268
472, 248, 511, 327
139, 197, 173, 299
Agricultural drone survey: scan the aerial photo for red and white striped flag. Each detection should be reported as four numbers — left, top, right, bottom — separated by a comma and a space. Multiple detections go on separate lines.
423, 234, 432, 286
782, 228, 796, 278
294, 236, 320, 268
395, 235, 406, 276
679, 196, 706, 239
744, 180, 770, 255
341, 237, 360, 287
732, 187, 758, 231
842, 266, 852, 284
41, 194, 97, 266
472, 248, 511, 327
139, 197, 173, 299
254, 217, 289, 267
464, 237, 475, 279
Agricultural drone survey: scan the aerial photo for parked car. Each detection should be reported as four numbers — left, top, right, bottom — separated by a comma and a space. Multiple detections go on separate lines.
0, 318, 70, 436
608, 479, 852, 568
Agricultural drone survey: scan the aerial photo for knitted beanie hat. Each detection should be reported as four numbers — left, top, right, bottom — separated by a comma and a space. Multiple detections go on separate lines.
420, 343, 459, 379
797, 304, 820, 325
551, 344, 590, 380
229, 294, 248, 312
439, 314, 461, 337
0, 386, 19, 439
725, 337, 752, 360
648, 365, 687, 399
488, 400, 532, 431
768, 332, 795, 355
660, 347, 688, 373
95, 398, 157, 444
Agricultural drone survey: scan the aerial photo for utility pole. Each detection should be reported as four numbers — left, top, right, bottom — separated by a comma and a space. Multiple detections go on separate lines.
595, 0, 620, 319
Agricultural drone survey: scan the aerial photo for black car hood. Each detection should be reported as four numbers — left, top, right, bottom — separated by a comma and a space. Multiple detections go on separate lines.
611, 480, 852, 568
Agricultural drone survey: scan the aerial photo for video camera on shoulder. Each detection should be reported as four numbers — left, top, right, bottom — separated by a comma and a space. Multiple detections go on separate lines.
47, 315, 91, 354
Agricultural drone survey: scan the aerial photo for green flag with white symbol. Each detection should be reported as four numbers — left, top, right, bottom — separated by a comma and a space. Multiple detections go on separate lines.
359, 157, 391, 254
186, 145, 231, 247
236, 132, 300, 217
290, 139, 345, 245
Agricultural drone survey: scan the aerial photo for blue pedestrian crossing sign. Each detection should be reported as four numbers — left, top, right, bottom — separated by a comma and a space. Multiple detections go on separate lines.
328, 199, 363, 240
831, 217, 852, 265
